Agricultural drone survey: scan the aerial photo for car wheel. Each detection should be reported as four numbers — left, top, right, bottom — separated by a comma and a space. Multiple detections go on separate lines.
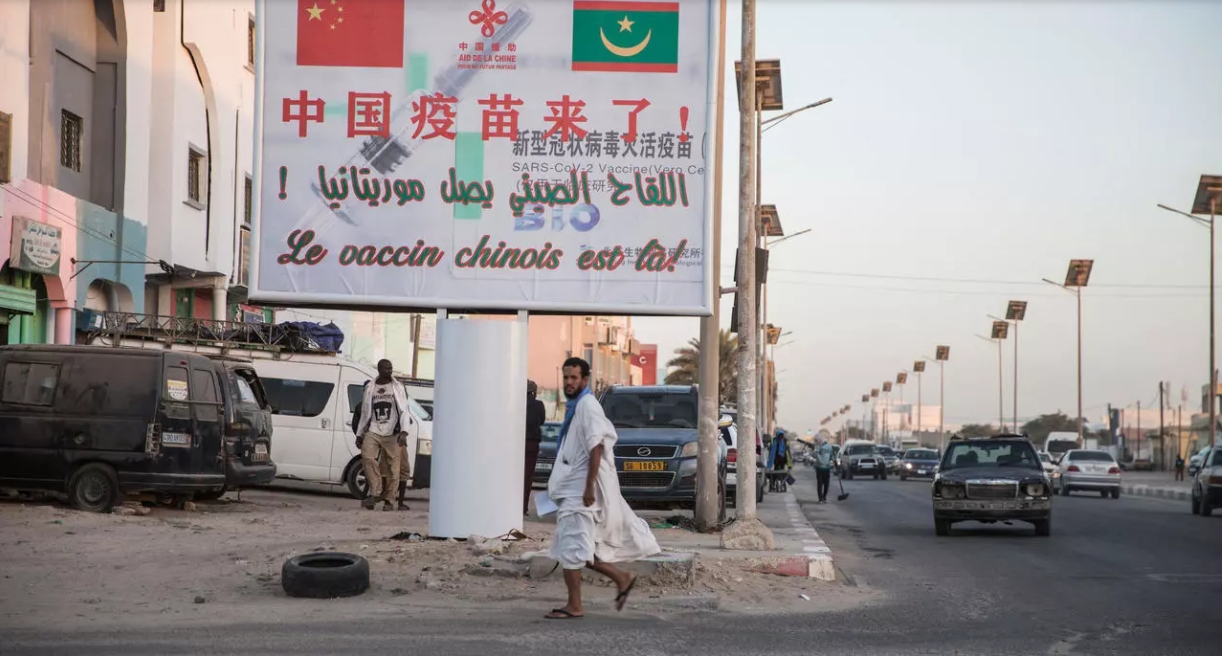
1033, 517, 1051, 537
1061, 486, 1071, 497
1099, 490, 1108, 498
68, 463, 121, 513
1191, 490, 1201, 515
1202, 494, 1214, 517
717, 477, 728, 523
934, 519, 951, 536
881, 472, 888, 481
900, 474, 907, 481
281, 552, 370, 599
345, 458, 371, 500
1111, 487, 1120, 499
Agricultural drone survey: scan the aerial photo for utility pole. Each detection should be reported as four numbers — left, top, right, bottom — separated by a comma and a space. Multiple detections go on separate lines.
723, 0, 773, 550
694, 0, 727, 532
1137, 400, 1142, 465
410, 314, 423, 378
1159, 382, 1166, 471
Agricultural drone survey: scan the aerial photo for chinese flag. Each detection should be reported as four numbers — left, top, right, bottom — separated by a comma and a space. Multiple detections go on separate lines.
296, 0, 404, 68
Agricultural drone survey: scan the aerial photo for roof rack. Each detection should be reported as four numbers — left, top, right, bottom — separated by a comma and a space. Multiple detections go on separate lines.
83, 311, 337, 356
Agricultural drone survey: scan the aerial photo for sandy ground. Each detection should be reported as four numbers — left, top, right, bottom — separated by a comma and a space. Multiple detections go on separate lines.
0, 488, 876, 632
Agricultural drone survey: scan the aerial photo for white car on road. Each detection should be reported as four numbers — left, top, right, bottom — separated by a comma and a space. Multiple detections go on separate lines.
1057, 449, 1121, 499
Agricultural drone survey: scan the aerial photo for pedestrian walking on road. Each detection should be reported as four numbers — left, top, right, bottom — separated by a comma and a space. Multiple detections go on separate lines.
813, 437, 835, 503
543, 357, 660, 619
1175, 454, 1186, 481
524, 379, 546, 515
353, 360, 415, 511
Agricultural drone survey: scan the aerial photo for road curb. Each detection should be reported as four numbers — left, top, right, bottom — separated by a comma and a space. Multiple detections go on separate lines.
1122, 484, 1190, 501
773, 491, 835, 581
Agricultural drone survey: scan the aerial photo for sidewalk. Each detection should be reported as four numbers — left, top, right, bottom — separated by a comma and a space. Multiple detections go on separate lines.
1121, 472, 1193, 501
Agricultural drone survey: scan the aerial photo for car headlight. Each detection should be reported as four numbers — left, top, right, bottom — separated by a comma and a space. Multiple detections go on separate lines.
417, 438, 432, 456
680, 442, 698, 458
937, 483, 965, 499
905, 463, 913, 469
1025, 483, 1046, 497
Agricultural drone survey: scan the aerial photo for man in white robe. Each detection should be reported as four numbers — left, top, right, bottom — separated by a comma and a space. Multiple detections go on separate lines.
544, 357, 660, 619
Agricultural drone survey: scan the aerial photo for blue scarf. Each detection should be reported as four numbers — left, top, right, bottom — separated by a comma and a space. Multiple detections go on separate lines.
558, 387, 590, 451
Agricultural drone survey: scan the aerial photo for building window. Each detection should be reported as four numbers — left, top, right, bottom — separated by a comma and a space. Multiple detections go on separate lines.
153, 0, 165, 12
247, 16, 256, 69
187, 146, 205, 207
243, 175, 252, 225
60, 110, 83, 172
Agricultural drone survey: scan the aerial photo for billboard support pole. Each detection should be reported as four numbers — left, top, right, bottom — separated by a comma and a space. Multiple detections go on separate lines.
429, 309, 529, 539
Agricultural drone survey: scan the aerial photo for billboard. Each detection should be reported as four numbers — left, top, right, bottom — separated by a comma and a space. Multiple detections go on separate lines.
251, 0, 717, 315
636, 343, 658, 385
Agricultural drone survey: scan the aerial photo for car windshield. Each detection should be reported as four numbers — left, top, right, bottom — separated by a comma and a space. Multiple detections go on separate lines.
541, 423, 560, 442
1039, 453, 1052, 463
877, 447, 896, 456
942, 441, 1040, 470
905, 449, 937, 460
1068, 450, 1114, 462
603, 392, 697, 429
846, 445, 874, 455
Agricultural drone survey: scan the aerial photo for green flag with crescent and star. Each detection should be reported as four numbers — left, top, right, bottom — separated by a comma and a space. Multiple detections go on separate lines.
571, 1, 680, 73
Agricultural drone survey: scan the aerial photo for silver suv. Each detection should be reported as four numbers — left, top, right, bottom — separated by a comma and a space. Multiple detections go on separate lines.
843, 441, 886, 480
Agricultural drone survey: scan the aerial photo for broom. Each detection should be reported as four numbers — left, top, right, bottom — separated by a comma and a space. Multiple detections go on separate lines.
836, 470, 850, 502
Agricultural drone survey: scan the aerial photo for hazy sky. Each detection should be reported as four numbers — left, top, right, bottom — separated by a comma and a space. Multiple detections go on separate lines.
632, 0, 1222, 433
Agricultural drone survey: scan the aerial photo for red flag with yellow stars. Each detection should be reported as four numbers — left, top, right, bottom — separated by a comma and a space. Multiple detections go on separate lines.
296, 0, 404, 68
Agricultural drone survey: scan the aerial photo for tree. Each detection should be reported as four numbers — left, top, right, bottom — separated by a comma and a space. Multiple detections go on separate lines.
664, 329, 738, 404
959, 423, 997, 438
1018, 412, 1082, 447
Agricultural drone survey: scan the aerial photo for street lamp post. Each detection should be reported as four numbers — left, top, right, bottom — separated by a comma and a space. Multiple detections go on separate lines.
896, 371, 909, 436
977, 321, 1009, 431
989, 302, 1027, 433
933, 346, 950, 451
914, 360, 927, 439
1159, 174, 1222, 451
1043, 259, 1094, 445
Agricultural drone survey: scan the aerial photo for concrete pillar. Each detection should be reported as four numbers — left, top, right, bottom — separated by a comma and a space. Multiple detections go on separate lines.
158, 284, 173, 317
54, 307, 73, 344
212, 285, 228, 322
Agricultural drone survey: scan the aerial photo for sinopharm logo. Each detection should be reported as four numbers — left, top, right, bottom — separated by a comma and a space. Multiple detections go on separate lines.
571, 1, 679, 73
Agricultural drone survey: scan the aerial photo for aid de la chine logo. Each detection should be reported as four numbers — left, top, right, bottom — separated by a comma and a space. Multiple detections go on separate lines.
457, 0, 519, 71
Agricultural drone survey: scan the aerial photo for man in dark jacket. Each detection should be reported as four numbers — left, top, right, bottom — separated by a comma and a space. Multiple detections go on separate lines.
524, 380, 547, 514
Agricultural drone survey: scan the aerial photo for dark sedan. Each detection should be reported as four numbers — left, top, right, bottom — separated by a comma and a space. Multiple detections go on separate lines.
532, 422, 562, 486
932, 435, 1053, 537
899, 448, 940, 480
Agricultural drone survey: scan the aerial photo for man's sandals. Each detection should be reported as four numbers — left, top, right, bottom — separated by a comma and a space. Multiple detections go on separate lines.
542, 576, 637, 619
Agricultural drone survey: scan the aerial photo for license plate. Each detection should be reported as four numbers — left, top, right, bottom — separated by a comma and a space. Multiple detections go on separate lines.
253, 444, 269, 462
537, 462, 553, 472
162, 432, 191, 447
624, 461, 666, 472
917, 469, 928, 475
861, 463, 874, 469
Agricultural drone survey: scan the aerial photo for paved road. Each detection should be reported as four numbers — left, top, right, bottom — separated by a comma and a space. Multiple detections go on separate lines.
3, 472, 1219, 655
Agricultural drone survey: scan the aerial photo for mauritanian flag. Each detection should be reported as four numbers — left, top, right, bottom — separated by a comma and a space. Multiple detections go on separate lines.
571, 1, 680, 73
296, 0, 404, 68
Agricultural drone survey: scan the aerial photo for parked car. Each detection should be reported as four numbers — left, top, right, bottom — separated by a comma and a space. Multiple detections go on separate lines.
719, 414, 765, 506
196, 357, 277, 501
932, 434, 1052, 537
842, 440, 885, 480
532, 421, 561, 486
899, 448, 940, 480
876, 445, 901, 473
1190, 446, 1222, 516
1057, 449, 1122, 499
253, 357, 431, 499
600, 385, 726, 517
1188, 445, 1210, 477
1037, 450, 1063, 493
0, 345, 276, 512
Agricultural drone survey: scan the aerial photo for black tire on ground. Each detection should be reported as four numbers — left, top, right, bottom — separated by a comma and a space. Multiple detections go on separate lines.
67, 463, 121, 513
1100, 490, 1108, 498
1202, 495, 1214, 517
1033, 517, 1051, 537
1111, 487, 1120, 499
345, 458, 370, 500
900, 474, 907, 481
934, 519, 951, 537
1062, 486, 1071, 497
282, 552, 370, 599
717, 477, 727, 523
195, 484, 228, 502
1191, 491, 1201, 515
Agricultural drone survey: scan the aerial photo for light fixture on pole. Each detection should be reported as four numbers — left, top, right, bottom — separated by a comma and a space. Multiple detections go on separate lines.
896, 371, 909, 433
914, 360, 926, 437
882, 380, 893, 445
1158, 173, 1222, 451
934, 346, 950, 451
1005, 300, 1027, 433
977, 321, 1009, 431
860, 394, 870, 444
1043, 259, 1094, 445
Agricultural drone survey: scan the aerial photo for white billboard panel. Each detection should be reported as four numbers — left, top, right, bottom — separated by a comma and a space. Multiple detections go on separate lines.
251, 0, 717, 315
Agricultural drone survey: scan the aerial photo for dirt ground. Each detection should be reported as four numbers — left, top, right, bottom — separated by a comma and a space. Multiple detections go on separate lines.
0, 487, 877, 632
